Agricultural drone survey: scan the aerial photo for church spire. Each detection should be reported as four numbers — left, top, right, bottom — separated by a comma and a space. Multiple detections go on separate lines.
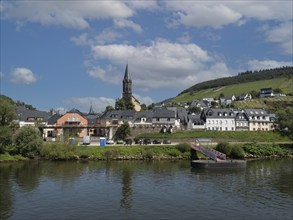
122, 63, 132, 101
88, 104, 95, 115
124, 63, 131, 81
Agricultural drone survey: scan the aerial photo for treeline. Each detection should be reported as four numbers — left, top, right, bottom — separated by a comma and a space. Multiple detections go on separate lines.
180, 66, 293, 95
0, 95, 36, 110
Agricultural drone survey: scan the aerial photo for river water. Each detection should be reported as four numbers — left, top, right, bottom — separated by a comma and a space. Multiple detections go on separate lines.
0, 159, 292, 220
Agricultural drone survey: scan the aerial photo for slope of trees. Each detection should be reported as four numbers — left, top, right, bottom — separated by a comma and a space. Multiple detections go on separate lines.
180, 66, 293, 95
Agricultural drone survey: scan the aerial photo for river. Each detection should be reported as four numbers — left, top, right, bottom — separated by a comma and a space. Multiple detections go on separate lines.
0, 159, 292, 220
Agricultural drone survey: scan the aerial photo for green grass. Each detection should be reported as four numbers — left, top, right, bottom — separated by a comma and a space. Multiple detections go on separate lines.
39, 142, 192, 160
138, 131, 292, 142
173, 77, 293, 102
234, 96, 293, 110
0, 153, 28, 161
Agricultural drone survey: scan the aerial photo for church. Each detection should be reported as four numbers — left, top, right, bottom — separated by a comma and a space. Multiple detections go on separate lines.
116, 64, 141, 111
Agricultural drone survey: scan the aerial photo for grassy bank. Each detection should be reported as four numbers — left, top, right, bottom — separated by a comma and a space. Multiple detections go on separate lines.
39, 142, 191, 160
1, 142, 292, 162
137, 131, 291, 142
0, 153, 28, 162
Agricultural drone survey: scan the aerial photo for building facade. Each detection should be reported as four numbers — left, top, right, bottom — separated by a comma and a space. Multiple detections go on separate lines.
204, 108, 236, 131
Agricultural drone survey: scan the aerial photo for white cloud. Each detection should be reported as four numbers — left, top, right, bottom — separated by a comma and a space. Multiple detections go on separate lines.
90, 39, 231, 91
71, 33, 92, 46
126, 1, 159, 10
177, 32, 191, 43
65, 97, 115, 113
0, 71, 4, 78
265, 22, 293, 55
114, 18, 143, 33
1, 1, 133, 29
247, 59, 293, 71
164, 1, 292, 29
95, 29, 122, 44
10, 67, 38, 84
88, 65, 121, 85
133, 94, 154, 105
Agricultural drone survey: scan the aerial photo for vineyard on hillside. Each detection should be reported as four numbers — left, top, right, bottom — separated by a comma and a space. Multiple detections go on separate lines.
234, 96, 293, 110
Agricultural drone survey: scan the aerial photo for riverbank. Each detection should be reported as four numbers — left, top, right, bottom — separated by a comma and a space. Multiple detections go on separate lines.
1, 142, 292, 162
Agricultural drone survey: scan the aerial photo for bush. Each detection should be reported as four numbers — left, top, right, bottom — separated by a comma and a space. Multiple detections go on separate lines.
13, 126, 43, 157
40, 143, 77, 160
230, 145, 245, 159
215, 142, 232, 155
142, 149, 154, 160
176, 143, 191, 153
0, 126, 13, 153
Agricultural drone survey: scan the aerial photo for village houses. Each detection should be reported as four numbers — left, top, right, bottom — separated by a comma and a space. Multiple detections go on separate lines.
15, 65, 277, 140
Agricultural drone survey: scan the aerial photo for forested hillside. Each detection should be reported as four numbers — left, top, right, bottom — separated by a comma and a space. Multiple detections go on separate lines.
180, 66, 293, 95
0, 95, 36, 110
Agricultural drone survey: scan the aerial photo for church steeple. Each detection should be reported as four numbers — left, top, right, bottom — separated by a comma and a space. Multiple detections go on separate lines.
123, 63, 131, 81
88, 104, 95, 115
123, 64, 132, 100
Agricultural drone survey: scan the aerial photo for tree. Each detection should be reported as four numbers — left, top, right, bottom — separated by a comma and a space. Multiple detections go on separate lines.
13, 126, 43, 157
273, 88, 283, 94
140, 104, 147, 110
115, 98, 134, 110
0, 98, 17, 126
115, 98, 126, 110
115, 121, 131, 140
276, 107, 293, 139
211, 101, 218, 108
219, 93, 225, 98
250, 90, 259, 98
106, 105, 114, 111
189, 106, 201, 114
0, 126, 13, 153
0, 97, 18, 153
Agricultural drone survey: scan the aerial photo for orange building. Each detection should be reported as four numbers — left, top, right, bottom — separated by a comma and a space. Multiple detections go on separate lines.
56, 109, 88, 138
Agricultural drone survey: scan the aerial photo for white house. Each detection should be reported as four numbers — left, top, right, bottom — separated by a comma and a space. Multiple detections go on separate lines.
204, 108, 236, 131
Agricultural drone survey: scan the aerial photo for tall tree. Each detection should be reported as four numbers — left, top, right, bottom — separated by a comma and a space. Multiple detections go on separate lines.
276, 107, 293, 139
0, 98, 17, 126
115, 121, 131, 140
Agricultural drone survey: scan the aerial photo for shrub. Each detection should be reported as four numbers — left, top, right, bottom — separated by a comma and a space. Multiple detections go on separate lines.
230, 145, 245, 159
215, 142, 232, 155
176, 143, 191, 153
13, 126, 43, 157
143, 149, 154, 160
168, 149, 180, 157
104, 150, 119, 160
0, 126, 13, 153
40, 143, 77, 160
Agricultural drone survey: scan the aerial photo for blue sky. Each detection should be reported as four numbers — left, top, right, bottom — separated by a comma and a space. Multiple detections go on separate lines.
1, 0, 292, 113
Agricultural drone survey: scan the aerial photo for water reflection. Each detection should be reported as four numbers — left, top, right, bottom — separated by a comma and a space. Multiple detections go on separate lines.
120, 169, 133, 209
0, 159, 292, 220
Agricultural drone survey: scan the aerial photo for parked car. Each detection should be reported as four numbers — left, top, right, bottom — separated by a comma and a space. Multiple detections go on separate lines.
143, 138, 152, 145
163, 139, 171, 144
116, 140, 124, 144
106, 139, 114, 145
153, 139, 161, 144
135, 139, 143, 145
125, 138, 133, 145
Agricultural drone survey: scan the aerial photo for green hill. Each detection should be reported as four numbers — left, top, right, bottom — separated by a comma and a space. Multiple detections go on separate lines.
173, 77, 293, 102
180, 66, 293, 95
